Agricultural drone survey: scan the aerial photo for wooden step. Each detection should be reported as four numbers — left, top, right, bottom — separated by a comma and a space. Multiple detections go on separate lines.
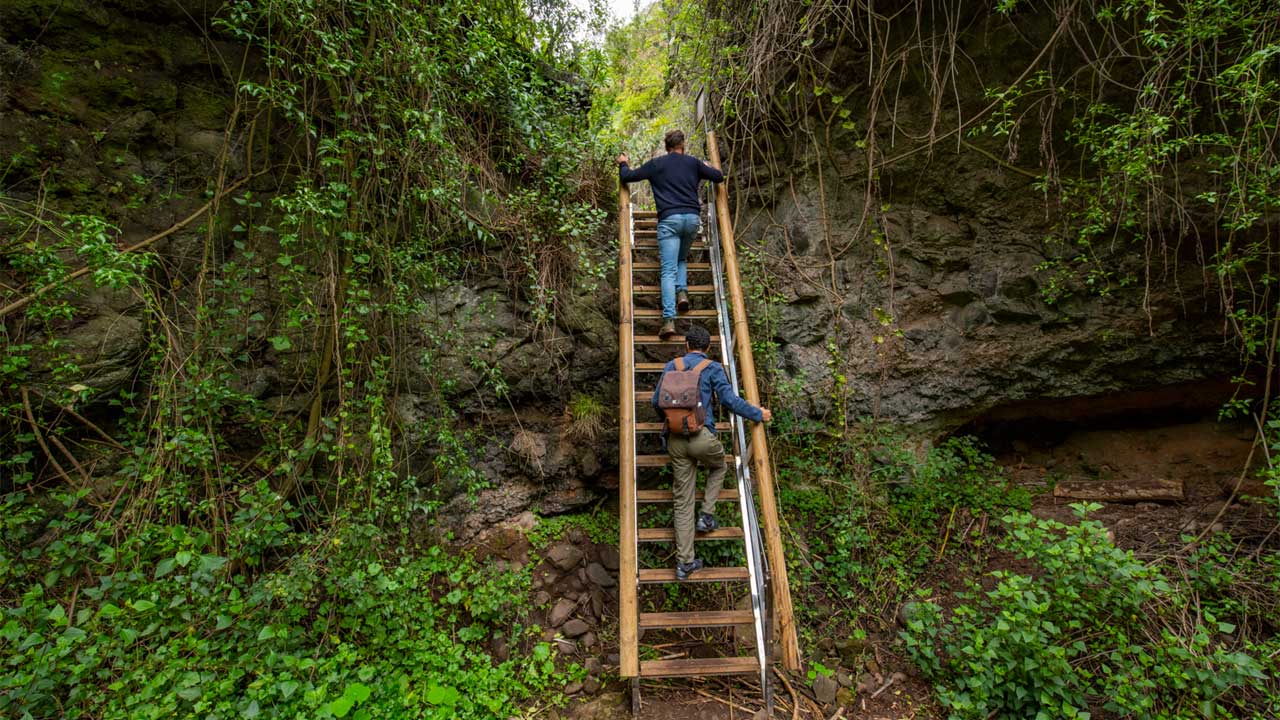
639, 610, 754, 629
637, 454, 735, 467
635, 360, 722, 372
639, 656, 759, 678
634, 309, 719, 318
638, 527, 744, 541
634, 335, 721, 345
635, 422, 729, 433
638, 567, 750, 583
634, 285, 714, 295
633, 240, 707, 249
634, 262, 711, 271
637, 488, 740, 503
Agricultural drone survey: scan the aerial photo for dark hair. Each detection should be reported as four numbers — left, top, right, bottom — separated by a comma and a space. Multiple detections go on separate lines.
684, 324, 711, 351
664, 129, 685, 151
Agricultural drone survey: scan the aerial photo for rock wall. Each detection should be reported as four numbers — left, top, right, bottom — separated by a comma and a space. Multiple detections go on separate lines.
725, 13, 1241, 437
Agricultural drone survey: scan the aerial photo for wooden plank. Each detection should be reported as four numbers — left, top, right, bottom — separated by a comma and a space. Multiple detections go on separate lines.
634, 240, 707, 249
639, 610, 754, 629
638, 488, 739, 503
617, 185, 639, 678
634, 334, 721, 345
638, 567, 750, 583
640, 657, 759, 678
637, 454, 735, 467
638, 527, 744, 541
635, 422, 729, 433
635, 309, 718, 318
707, 131, 800, 671
1053, 477, 1184, 502
634, 262, 712, 270
634, 285, 715, 294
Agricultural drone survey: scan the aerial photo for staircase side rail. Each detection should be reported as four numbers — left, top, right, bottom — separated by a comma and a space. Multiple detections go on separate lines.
705, 190, 770, 692
705, 130, 801, 671
617, 184, 639, 677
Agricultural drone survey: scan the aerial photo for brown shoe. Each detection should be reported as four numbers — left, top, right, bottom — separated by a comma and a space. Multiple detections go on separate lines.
676, 290, 690, 314
658, 319, 677, 340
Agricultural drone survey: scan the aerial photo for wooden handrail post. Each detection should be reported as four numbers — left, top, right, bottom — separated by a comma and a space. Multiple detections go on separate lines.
706, 131, 802, 671
617, 182, 639, 678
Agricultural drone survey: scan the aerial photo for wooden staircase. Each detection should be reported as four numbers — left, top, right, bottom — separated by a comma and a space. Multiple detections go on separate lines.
617, 132, 800, 713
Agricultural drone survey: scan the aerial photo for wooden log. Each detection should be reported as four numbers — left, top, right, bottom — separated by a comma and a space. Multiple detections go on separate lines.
1052, 477, 1184, 502
617, 183, 639, 678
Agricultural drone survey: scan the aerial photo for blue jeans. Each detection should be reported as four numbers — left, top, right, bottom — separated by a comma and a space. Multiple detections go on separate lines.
657, 213, 700, 319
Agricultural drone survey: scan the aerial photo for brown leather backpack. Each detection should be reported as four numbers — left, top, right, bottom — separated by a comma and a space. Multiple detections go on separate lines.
656, 357, 713, 436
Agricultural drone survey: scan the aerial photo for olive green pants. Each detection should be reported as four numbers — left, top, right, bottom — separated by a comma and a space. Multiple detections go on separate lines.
667, 426, 727, 565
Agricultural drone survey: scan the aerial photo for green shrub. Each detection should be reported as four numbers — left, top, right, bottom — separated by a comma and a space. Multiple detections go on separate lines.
903, 503, 1270, 719
780, 433, 1031, 622
0, 498, 564, 720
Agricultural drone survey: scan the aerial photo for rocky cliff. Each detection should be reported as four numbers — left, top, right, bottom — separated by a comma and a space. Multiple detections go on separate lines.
719, 6, 1246, 439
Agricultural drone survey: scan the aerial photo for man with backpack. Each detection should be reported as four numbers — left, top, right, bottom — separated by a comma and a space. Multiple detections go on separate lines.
652, 324, 772, 580
618, 129, 725, 340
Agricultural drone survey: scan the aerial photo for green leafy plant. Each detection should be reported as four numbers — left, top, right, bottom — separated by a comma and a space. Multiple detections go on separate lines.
904, 504, 1269, 719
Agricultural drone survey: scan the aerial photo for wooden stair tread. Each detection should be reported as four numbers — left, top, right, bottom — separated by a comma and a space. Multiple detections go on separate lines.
635, 422, 729, 433
635, 361, 721, 371
638, 567, 749, 583
637, 488, 739, 502
634, 285, 714, 294
634, 335, 721, 345
634, 262, 711, 270
634, 309, 719, 318
634, 240, 707, 249
639, 610, 754, 628
639, 656, 759, 678
638, 527, 744, 541
636, 453, 735, 466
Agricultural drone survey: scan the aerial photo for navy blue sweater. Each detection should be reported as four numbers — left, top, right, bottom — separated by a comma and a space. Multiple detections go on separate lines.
619, 152, 724, 220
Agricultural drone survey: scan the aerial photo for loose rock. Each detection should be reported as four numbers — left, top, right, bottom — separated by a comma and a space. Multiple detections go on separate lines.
813, 674, 838, 704
548, 598, 576, 627
583, 676, 601, 694
563, 618, 590, 637
547, 543, 584, 571
586, 562, 615, 587
598, 545, 620, 571
564, 681, 583, 695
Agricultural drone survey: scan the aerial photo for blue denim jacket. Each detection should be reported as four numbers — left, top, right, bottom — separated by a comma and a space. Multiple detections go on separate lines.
651, 351, 763, 430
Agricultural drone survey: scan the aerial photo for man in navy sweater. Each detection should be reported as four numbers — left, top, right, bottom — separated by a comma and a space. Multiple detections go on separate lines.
618, 130, 725, 339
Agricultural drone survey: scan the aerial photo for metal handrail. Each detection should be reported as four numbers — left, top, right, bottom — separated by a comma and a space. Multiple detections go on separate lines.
704, 186, 772, 700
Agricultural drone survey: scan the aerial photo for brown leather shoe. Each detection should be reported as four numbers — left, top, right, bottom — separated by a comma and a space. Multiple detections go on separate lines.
658, 319, 677, 340
676, 290, 690, 313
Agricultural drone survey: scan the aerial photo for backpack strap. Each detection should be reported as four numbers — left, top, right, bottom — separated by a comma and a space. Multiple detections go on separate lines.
674, 357, 686, 371
691, 359, 712, 375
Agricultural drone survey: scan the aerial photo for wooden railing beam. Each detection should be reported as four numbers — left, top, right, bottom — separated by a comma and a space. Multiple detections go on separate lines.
617, 183, 639, 677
